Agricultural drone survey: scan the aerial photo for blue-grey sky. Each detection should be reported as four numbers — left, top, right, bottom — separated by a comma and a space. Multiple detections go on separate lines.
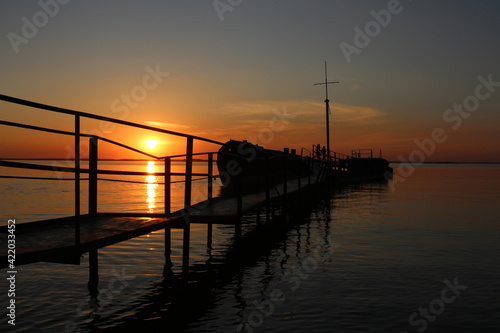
1, 0, 499, 161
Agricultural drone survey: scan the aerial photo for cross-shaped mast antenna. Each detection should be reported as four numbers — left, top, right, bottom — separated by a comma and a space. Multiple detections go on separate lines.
314, 61, 339, 161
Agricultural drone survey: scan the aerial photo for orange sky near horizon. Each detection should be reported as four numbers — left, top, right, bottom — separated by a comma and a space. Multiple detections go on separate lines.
1, 1, 499, 163
0, 95, 498, 162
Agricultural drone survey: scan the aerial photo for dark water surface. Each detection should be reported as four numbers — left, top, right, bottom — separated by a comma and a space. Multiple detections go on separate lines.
1, 164, 499, 332
186, 165, 500, 333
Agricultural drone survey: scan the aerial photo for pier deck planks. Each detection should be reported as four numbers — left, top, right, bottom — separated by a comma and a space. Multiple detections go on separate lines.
0, 214, 184, 267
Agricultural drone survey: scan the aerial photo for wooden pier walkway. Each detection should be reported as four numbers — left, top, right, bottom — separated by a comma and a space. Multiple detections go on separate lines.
0, 214, 180, 267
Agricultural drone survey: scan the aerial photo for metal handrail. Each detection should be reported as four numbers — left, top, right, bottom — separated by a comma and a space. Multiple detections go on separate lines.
301, 147, 312, 158
0, 94, 223, 145
351, 149, 373, 158
0, 160, 211, 177
0, 119, 218, 160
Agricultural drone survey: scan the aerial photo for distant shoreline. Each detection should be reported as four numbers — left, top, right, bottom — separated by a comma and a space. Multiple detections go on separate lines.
387, 161, 500, 165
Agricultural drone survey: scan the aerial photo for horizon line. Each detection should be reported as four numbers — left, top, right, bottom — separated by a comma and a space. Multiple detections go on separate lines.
1, 158, 499, 164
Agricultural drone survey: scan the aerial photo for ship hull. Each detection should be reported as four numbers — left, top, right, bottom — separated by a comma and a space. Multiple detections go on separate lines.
216, 140, 308, 193
216, 140, 393, 194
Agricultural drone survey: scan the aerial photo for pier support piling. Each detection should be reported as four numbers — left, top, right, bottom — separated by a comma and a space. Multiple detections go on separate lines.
265, 156, 271, 224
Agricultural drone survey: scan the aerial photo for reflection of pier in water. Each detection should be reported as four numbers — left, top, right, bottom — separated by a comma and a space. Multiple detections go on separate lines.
109, 183, 394, 332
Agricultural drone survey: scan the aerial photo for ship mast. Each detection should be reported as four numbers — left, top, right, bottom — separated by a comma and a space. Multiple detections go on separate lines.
314, 61, 339, 162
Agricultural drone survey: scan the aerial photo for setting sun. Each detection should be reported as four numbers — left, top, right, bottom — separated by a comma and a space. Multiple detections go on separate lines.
145, 140, 159, 149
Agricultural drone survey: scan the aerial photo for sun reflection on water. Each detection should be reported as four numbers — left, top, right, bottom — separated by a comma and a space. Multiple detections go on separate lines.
146, 161, 159, 213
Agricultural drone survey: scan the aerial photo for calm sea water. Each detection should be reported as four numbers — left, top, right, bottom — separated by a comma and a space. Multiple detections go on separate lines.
1, 162, 499, 332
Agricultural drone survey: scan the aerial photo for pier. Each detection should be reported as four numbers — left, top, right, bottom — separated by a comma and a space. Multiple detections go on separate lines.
0, 94, 388, 291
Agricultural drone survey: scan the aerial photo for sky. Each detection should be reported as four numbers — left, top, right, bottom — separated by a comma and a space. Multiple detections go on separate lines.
0, 0, 499, 162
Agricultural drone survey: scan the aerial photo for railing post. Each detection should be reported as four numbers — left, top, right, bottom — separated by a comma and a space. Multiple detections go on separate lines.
207, 153, 213, 247
164, 155, 172, 267
164, 157, 171, 215
265, 156, 270, 224
89, 137, 98, 216
183, 137, 193, 276
75, 115, 80, 245
184, 137, 193, 208
208, 153, 213, 200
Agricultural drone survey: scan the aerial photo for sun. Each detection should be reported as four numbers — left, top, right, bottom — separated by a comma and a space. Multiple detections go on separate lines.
145, 140, 159, 149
